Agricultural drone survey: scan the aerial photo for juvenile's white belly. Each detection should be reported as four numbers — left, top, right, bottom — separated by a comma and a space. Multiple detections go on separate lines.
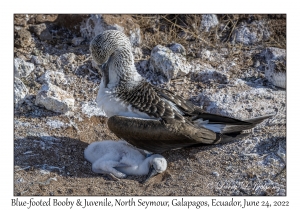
96, 82, 155, 119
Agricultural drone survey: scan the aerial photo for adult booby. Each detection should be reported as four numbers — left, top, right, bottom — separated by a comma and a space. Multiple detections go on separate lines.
90, 30, 272, 153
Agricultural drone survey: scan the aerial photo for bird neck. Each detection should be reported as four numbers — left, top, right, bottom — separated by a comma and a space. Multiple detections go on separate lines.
135, 156, 155, 175
107, 47, 142, 88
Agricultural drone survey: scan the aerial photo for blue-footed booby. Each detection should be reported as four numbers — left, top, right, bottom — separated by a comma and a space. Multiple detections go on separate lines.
90, 30, 273, 153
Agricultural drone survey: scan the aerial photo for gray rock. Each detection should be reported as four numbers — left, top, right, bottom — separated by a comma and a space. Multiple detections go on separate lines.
14, 77, 28, 105
80, 14, 120, 39
128, 27, 141, 47
14, 58, 35, 78
232, 21, 270, 45
196, 49, 227, 65
212, 171, 220, 177
149, 45, 191, 80
31, 55, 44, 65
30, 23, 47, 35
260, 47, 286, 61
71, 37, 85, 46
198, 49, 211, 60
191, 68, 229, 84
196, 79, 285, 121
168, 43, 186, 56
265, 60, 286, 89
200, 14, 219, 32
37, 70, 67, 85
80, 14, 141, 47
260, 47, 286, 89
14, 28, 32, 48
35, 83, 74, 113
40, 31, 52, 41
30, 23, 52, 41
277, 143, 286, 162
132, 47, 143, 60
56, 53, 76, 67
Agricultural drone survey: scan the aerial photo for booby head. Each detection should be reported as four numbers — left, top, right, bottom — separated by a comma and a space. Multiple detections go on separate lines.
150, 154, 168, 173
90, 30, 131, 65
90, 30, 140, 85
143, 154, 167, 183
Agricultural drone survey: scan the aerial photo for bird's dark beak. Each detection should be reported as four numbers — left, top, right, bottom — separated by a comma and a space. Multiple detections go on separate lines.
100, 63, 107, 74
100, 62, 109, 88
141, 165, 158, 184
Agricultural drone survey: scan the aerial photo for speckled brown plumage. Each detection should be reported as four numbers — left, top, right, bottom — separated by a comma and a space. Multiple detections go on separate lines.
114, 81, 185, 122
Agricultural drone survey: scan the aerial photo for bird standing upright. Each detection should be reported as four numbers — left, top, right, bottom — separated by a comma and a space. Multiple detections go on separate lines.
90, 30, 272, 153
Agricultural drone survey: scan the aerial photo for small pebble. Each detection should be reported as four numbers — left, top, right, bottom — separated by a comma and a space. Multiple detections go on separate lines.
212, 171, 219, 177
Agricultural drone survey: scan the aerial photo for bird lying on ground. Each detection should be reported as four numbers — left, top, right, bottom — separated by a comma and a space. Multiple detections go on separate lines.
84, 140, 167, 182
89, 30, 273, 153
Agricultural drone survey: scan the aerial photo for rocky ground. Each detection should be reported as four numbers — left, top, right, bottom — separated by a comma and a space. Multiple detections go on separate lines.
14, 14, 286, 196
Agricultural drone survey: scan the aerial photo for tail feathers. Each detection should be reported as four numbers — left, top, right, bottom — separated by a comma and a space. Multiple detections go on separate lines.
221, 114, 274, 134
194, 114, 273, 134
210, 114, 274, 144
192, 112, 251, 125
244, 114, 274, 124
215, 132, 250, 144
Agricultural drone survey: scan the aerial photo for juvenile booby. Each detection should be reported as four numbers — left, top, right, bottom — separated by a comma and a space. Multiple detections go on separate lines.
84, 140, 167, 182
90, 30, 273, 153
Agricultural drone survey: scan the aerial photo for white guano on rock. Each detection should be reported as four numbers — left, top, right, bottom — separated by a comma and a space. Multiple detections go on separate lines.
35, 83, 74, 113
81, 101, 107, 117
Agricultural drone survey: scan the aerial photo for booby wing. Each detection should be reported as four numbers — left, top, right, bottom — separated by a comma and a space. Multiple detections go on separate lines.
108, 81, 274, 153
107, 114, 272, 153
116, 80, 256, 127
107, 115, 216, 153
154, 85, 256, 125
115, 81, 185, 122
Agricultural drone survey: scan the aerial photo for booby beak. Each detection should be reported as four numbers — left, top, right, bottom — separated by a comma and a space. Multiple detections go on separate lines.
99, 63, 107, 76
101, 56, 112, 73
141, 165, 158, 184
100, 62, 109, 88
